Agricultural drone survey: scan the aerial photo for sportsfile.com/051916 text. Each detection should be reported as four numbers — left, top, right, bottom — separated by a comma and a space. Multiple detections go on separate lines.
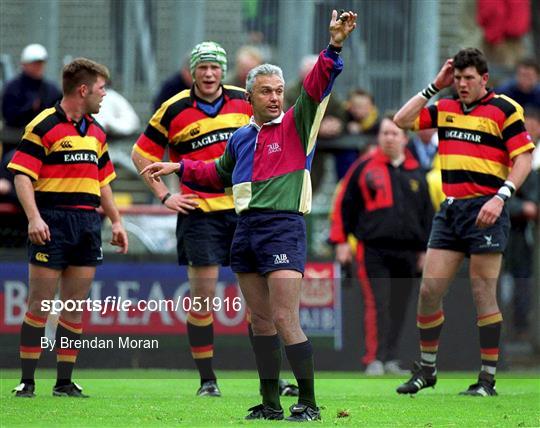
40, 295, 243, 315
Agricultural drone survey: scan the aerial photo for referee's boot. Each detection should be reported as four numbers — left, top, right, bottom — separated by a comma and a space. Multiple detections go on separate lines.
12, 382, 35, 398
396, 361, 437, 394
53, 382, 89, 398
245, 404, 284, 420
285, 403, 321, 422
459, 372, 497, 397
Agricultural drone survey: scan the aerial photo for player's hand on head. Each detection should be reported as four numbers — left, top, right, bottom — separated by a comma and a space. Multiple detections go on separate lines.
434, 59, 454, 90
164, 193, 199, 214
329, 9, 357, 45
475, 197, 504, 228
28, 217, 50, 245
140, 162, 179, 181
110, 221, 129, 254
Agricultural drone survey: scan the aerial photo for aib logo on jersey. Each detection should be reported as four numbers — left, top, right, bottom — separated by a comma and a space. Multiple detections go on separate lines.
268, 142, 281, 154
190, 124, 201, 137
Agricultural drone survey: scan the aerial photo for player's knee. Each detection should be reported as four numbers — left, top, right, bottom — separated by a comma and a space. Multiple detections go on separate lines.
471, 285, 496, 308
250, 315, 274, 335
272, 309, 296, 331
419, 281, 441, 305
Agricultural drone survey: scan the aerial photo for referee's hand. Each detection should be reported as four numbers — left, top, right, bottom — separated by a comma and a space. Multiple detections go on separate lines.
140, 162, 180, 182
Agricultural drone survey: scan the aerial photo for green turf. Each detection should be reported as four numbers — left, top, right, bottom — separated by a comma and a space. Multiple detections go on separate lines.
1, 370, 539, 427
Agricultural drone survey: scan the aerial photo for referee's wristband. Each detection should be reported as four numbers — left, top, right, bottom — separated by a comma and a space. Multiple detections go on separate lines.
161, 192, 172, 204
418, 83, 440, 100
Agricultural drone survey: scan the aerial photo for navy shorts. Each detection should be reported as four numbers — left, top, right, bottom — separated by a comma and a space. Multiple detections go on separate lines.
230, 210, 307, 275
428, 196, 510, 255
28, 208, 103, 269
176, 210, 238, 266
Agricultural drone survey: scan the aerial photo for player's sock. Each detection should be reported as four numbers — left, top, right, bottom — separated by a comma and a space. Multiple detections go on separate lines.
187, 311, 216, 384
477, 311, 503, 379
252, 334, 282, 410
417, 310, 445, 376
285, 340, 316, 409
19, 311, 47, 384
55, 317, 83, 387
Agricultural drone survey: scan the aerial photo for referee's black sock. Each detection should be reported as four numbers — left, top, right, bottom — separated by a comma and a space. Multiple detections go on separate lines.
252, 334, 282, 410
285, 340, 316, 409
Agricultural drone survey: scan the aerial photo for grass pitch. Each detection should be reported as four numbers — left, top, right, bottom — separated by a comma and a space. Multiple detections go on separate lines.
1, 369, 539, 427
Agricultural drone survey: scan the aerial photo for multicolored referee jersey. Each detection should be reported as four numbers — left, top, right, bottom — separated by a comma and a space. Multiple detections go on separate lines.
414, 90, 535, 199
133, 85, 252, 212
179, 48, 344, 214
7, 104, 115, 209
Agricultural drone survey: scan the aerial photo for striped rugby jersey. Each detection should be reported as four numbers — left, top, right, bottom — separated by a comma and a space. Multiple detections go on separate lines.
179, 48, 344, 214
414, 91, 535, 199
133, 85, 252, 212
7, 104, 115, 209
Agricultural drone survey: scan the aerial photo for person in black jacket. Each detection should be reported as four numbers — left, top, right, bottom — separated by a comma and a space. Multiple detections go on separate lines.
330, 114, 433, 375
1, 44, 62, 152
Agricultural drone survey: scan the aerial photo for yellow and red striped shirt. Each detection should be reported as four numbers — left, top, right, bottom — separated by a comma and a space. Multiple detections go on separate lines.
414, 91, 535, 199
8, 104, 115, 209
133, 85, 252, 212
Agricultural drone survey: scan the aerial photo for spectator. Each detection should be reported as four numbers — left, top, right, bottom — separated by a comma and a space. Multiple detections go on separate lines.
93, 83, 140, 138
504, 168, 538, 340
504, 107, 539, 340
0, 149, 17, 205
496, 58, 540, 110
152, 57, 192, 111
340, 88, 381, 178
330, 114, 433, 375
407, 128, 438, 173
524, 108, 540, 170
345, 89, 380, 137
226, 45, 263, 88
1, 44, 62, 151
477, 0, 531, 68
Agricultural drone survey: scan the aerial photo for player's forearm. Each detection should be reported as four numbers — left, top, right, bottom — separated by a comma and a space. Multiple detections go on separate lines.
182, 159, 225, 191
13, 174, 41, 221
393, 94, 428, 130
100, 184, 122, 224
507, 152, 533, 190
131, 150, 171, 200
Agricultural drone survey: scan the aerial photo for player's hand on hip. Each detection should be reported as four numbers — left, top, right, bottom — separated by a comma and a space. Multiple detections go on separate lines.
110, 221, 129, 254
434, 59, 454, 90
139, 162, 180, 181
475, 196, 504, 228
329, 9, 357, 46
164, 193, 199, 214
28, 216, 50, 245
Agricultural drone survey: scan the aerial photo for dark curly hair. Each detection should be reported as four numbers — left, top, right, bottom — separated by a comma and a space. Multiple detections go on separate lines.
453, 48, 488, 75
